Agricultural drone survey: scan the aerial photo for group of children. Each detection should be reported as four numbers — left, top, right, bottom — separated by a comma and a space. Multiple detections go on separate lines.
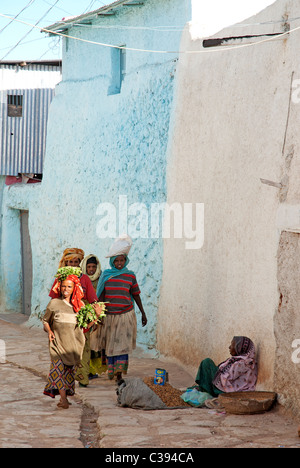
42, 242, 147, 409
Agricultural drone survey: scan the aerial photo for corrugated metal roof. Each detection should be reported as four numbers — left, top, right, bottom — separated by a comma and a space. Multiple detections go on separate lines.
45, 0, 145, 32
0, 62, 62, 90
0, 60, 61, 66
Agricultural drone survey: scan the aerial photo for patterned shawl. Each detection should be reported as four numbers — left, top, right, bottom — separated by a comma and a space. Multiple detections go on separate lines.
213, 336, 258, 393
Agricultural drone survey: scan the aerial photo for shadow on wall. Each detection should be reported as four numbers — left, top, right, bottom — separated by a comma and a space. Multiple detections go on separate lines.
0, 206, 23, 314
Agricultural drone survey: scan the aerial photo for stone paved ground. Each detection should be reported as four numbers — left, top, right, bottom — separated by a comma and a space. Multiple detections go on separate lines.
0, 362, 83, 448
0, 315, 300, 449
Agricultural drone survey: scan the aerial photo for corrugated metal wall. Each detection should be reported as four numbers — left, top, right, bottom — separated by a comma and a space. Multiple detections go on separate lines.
0, 88, 55, 175
0, 63, 61, 176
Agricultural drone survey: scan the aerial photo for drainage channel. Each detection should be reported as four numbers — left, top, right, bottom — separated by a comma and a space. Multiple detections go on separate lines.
79, 403, 100, 449
7, 359, 100, 448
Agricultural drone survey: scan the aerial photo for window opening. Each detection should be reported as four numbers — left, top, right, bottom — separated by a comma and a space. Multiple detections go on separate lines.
7, 94, 23, 117
108, 46, 126, 95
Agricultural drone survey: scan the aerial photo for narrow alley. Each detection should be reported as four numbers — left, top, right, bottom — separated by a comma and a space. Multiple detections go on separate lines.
0, 315, 299, 449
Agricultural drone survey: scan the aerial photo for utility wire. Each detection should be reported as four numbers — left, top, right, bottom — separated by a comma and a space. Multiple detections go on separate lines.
0, 36, 47, 52
0, 0, 109, 61
41, 0, 73, 16
69, 14, 300, 32
81, 1, 109, 15
0, 0, 36, 35
73, 24, 184, 32
0, 11, 300, 56
0, 0, 61, 61
36, 0, 103, 61
33, 0, 103, 61
81, 1, 103, 15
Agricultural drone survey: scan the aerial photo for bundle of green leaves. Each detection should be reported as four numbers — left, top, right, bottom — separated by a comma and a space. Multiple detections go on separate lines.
77, 302, 107, 329
55, 266, 82, 281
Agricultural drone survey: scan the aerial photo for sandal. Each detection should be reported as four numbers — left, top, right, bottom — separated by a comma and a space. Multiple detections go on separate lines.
88, 373, 99, 380
57, 400, 69, 409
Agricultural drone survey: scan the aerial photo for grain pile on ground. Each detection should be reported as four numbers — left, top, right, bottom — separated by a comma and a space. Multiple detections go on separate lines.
143, 377, 190, 408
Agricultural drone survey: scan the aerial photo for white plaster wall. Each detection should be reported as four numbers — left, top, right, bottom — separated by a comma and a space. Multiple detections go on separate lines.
158, 0, 300, 389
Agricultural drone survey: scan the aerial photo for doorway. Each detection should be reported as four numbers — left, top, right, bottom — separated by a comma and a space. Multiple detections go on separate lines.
20, 210, 33, 316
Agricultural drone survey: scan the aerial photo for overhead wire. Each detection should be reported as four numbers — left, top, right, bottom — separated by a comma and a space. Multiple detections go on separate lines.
0, 0, 62, 61
0, 11, 300, 56
57, 13, 300, 31
0, 36, 47, 53
34, 0, 108, 61
34, 0, 103, 61
73, 23, 184, 32
0, 1, 109, 61
81, 1, 108, 16
37, 35, 60, 60
0, 0, 36, 35
69, 14, 300, 32
229, 15, 300, 28
40, 0, 73, 16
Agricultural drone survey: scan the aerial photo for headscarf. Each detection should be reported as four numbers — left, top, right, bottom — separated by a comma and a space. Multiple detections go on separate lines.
58, 248, 85, 268
213, 336, 258, 393
233, 336, 255, 356
80, 254, 102, 283
51, 274, 85, 314
96, 255, 134, 298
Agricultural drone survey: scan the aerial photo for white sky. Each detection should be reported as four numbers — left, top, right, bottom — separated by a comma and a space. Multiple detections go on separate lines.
192, 0, 276, 37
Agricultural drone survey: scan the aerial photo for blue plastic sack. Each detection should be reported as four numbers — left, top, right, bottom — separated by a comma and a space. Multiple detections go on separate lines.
181, 387, 213, 407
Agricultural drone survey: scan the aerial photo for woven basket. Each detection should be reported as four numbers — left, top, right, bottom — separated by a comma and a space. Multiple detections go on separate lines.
219, 391, 277, 415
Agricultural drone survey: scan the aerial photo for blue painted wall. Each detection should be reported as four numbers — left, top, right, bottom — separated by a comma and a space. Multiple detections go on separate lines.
1, 0, 191, 349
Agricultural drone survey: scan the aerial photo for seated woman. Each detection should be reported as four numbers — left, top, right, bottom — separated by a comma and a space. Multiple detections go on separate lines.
195, 336, 258, 397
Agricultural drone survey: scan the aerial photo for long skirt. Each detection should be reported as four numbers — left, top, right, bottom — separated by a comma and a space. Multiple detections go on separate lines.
75, 331, 91, 386
195, 358, 224, 397
90, 350, 107, 376
103, 309, 137, 380
43, 359, 76, 399
107, 354, 129, 380
89, 324, 107, 377
90, 323, 106, 352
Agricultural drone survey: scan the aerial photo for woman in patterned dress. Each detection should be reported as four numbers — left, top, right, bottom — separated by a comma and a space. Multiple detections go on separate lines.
43, 270, 101, 408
